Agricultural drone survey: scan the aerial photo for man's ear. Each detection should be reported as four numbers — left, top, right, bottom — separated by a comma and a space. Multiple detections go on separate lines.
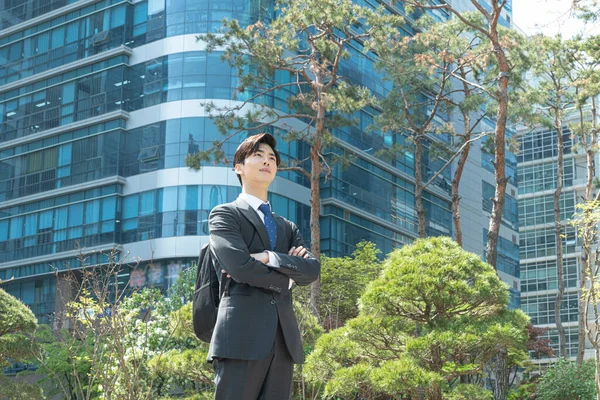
234, 163, 243, 176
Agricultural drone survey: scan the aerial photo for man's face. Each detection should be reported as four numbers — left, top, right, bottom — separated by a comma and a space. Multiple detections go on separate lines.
235, 143, 277, 188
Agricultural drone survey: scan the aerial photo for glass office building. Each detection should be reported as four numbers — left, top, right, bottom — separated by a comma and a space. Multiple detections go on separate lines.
0, 0, 516, 326
517, 110, 599, 361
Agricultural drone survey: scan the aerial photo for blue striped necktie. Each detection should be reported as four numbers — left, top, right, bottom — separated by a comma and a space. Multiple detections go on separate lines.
258, 203, 277, 250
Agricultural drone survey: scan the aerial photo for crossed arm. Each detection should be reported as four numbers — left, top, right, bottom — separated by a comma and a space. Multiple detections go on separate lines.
209, 206, 320, 293
262, 222, 320, 287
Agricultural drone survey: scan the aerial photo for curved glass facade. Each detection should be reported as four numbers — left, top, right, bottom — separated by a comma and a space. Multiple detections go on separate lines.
0, 117, 309, 202
0, 0, 269, 85
0, 183, 310, 266
0, 0, 462, 326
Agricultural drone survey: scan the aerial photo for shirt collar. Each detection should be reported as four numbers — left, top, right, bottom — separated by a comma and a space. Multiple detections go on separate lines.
238, 192, 270, 213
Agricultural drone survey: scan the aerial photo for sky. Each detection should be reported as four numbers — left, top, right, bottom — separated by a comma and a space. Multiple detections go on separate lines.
512, 0, 600, 38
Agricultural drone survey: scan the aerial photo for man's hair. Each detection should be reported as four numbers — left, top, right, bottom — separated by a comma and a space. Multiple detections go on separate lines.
233, 133, 281, 186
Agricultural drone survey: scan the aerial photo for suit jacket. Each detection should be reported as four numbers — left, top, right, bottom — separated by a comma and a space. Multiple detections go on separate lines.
207, 198, 320, 364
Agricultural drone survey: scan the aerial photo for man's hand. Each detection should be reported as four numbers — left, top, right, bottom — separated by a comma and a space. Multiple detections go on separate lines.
251, 252, 270, 264
288, 246, 310, 258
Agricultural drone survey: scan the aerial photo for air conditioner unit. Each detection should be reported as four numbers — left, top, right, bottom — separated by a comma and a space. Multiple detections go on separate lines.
90, 30, 110, 45
138, 146, 159, 162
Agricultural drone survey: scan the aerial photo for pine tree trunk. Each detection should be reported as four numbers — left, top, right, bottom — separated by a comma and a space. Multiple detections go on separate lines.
308, 107, 324, 318
451, 173, 463, 246
486, 26, 511, 400
492, 347, 509, 400
484, 64, 509, 269
431, 345, 443, 400
415, 135, 426, 238
579, 243, 590, 365
553, 111, 567, 357
452, 104, 472, 247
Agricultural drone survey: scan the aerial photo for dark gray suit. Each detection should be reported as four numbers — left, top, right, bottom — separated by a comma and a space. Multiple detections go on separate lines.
207, 198, 320, 398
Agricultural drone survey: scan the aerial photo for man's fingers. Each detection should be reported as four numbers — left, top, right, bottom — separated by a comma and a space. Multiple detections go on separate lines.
292, 246, 304, 256
221, 269, 232, 278
289, 245, 311, 258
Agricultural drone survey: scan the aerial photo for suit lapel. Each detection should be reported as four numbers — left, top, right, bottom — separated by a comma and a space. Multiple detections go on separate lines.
235, 198, 271, 251
273, 213, 287, 252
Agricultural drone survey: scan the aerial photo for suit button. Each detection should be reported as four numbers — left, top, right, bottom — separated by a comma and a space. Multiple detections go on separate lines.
270, 300, 276, 305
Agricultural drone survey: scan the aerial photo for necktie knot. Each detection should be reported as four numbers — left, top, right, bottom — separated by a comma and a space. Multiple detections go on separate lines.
258, 203, 277, 250
258, 203, 271, 215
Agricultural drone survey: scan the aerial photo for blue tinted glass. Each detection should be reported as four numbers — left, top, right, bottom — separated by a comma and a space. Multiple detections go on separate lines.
202, 185, 225, 210
148, 0, 165, 15
123, 195, 139, 219
271, 194, 287, 216
9, 216, 22, 239
37, 31, 50, 53
39, 210, 53, 229
85, 200, 100, 224
68, 203, 84, 227
62, 83, 75, 105
134, 2, 148, 24
23, 38, 33, 57
186, 186, 198, 210
8, 42, 21, 62
66, 21, 79, 44
102, 197, 116, 221
51, 26, 65, 49
21, 281, 35, 304
162, 186, 178, 211
111, 5, 126, 27
140, 191, 155, 215
0, 220, 8, 241
54, 207, 68, 229
24, 214, 37, 236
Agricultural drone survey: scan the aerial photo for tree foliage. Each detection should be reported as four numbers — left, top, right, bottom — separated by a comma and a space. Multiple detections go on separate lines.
536, 358, 596, 400
32, 256, 215, 400
319, 241, 381, 329
0, 288, 37, 367
304, 237, 529, 400
0, 288, 40, 399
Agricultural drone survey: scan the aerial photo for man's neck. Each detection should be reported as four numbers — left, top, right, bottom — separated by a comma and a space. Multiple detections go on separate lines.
242, 186, 268, 202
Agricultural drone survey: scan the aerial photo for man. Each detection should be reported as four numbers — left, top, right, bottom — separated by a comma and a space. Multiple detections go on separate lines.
208, 133, 320, 399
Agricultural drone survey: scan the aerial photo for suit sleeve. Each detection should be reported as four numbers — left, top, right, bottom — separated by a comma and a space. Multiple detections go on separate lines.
209, 205, 290, 294
270, 221, 320, 286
